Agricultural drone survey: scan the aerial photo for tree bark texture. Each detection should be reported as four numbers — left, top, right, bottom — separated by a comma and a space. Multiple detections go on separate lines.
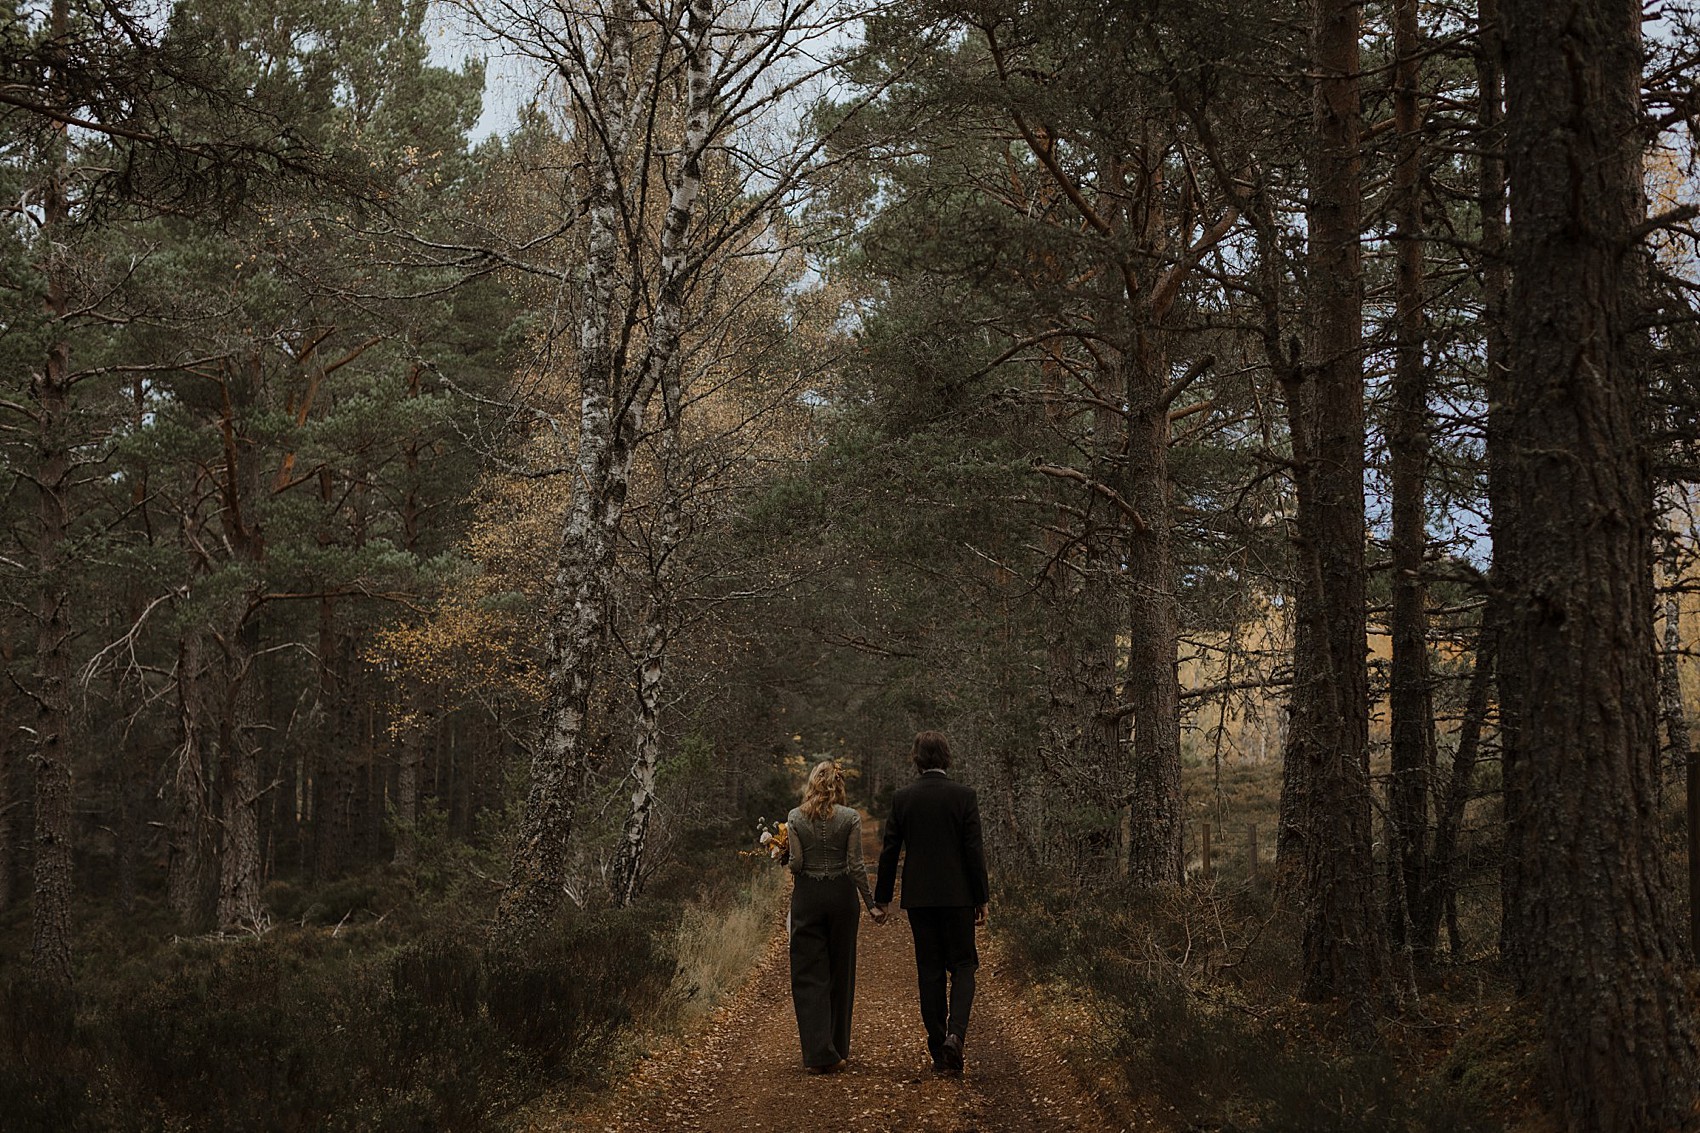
214, 621, 266, 933
499, 0, 715, 937
393, 727, 421, 872
1500, 0, 1700, 1122
1035, 325, 1121, 865
999, 82, 1188, 888
0, 717, 11, 916
495, 2, 635, 938
1280, 0, 1386, 1011
1658, 539, 1691, 808
606, 0, 717, 910
312, 595, 356, 880
1385, 0, 1434, 959
200, 352, 271, 933
29, 0, 76, 982
609, 418, 683, 907
1123, 351, 1183, 887
167, 628, 215, 927
1470, 0, 1532, 976
1655, 556, 1697, 954
1415, 598, 1497, 956
1078, 262, 1132, 867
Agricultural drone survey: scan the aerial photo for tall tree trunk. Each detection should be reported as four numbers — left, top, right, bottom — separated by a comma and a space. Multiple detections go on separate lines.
1658, 535, 1691, 812
1116, 140, 1182, 887
1677, 532, 1700, 956
605, 0, 720, 909
0, 641, 16, 915
393, 728, 420, 871
1080, 245, 1130, 870
498, 0, 716, 938
609, 429, 683, 907
168, 628, 214, 927
1386, 0, 1434, 961
0, 715, 10, 916
1416, 595, 1496, 956
1035, 305, 1077, 872
495, 1, 637, 939
28, 0, 77, 985
1471, 0, 1530, 976
393, 362, 425, 874
1279, 0, 1386, 1012
1500, 0, 1700, 1120
215, 621, 265, 932
1123, 349, 1183, 887
312, 594, 355, 880
204, 349, 268, 933
1248, 220, 1308, 883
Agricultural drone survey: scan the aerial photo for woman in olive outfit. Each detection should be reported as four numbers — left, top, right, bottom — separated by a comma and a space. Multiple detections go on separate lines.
784, 761, 884, 1070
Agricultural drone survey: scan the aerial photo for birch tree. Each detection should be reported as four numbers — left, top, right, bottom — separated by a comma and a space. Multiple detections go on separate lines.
466, 0, 888, 937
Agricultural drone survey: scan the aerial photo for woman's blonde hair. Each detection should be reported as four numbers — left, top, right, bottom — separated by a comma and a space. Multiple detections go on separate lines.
800, 760, 847, 820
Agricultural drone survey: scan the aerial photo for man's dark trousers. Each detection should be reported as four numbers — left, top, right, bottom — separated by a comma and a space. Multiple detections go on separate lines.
906, 905, 977, 1064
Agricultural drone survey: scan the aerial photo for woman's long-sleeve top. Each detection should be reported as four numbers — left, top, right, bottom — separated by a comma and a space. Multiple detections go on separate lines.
786, 804, 875, 910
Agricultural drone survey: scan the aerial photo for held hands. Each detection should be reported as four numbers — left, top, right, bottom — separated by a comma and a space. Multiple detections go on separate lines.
865, 904, 980, 925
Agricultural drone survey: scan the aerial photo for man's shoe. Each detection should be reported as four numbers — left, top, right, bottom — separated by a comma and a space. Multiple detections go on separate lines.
941, 1033, 964, 1074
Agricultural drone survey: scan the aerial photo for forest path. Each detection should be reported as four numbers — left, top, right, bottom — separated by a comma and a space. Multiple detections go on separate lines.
547, 828, 1149, 1133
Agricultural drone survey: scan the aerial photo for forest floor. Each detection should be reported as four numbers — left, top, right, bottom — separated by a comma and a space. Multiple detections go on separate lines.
537, 912, 1149, 1133
532, 827, 1156, 1133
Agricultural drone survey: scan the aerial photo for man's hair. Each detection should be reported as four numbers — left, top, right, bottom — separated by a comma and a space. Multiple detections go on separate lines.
911, 730, 952, 771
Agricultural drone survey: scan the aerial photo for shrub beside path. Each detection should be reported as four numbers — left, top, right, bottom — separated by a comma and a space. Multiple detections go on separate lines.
542, 827, 1153, 1133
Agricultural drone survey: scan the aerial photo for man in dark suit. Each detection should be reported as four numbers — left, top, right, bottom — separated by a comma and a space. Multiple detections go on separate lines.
873, 730, 990, 1076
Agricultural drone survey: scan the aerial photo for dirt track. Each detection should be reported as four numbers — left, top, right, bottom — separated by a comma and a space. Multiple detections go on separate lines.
550, 827, 1150, 1133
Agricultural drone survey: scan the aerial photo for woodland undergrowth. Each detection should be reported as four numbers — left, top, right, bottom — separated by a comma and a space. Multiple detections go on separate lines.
996, 872, 1527, 1133
0, 810, 783, 1133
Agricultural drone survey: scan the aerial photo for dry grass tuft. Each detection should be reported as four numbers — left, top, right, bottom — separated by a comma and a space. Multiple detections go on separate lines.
663, 866, 787, 1024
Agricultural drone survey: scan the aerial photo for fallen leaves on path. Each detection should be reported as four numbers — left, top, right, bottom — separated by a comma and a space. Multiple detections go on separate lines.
539, 898, 1154, 1133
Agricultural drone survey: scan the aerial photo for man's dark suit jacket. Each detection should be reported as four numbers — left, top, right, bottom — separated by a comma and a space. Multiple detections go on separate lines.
875, 771, 990, 909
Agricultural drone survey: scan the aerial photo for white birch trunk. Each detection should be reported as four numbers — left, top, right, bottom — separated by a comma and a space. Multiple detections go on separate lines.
609, 375, 686, 905
608, 539, 679, 904
602, 0, 717, 881
605, 0, 716, 910
499, 0, 719, 935
496, 0, 637, 937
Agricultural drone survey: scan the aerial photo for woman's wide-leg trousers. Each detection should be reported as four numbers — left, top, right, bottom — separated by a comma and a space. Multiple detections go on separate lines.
789, 873, 860, 1067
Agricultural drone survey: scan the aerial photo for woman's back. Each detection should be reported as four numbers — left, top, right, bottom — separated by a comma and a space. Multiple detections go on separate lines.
784, 762, 877, 1072
787, 804, 872, 901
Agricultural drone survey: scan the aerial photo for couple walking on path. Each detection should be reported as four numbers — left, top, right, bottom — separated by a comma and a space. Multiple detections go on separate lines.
784, 730, 991, 1076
